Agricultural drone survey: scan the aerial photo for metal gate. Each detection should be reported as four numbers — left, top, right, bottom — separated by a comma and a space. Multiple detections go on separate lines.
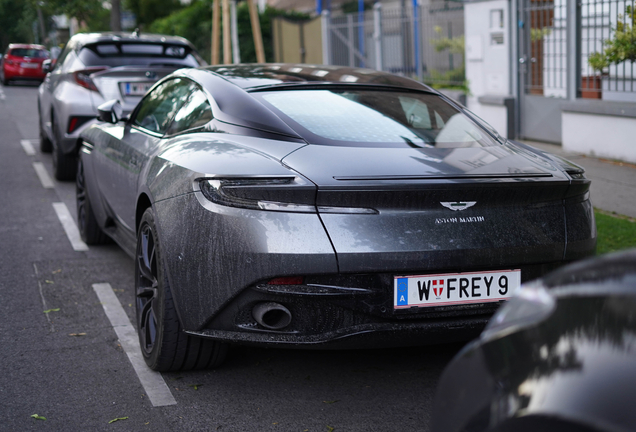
517, 0, 570, 143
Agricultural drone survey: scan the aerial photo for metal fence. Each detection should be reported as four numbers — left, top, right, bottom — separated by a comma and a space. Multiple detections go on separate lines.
521, 0, 568, 97
580, 0, 636, 100
323, 2, 465, 87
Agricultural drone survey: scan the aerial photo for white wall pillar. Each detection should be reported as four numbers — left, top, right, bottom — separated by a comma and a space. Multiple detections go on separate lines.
465, 0, 513, 138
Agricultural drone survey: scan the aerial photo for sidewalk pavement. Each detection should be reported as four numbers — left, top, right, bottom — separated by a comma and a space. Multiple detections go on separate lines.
520, 140, 636, 219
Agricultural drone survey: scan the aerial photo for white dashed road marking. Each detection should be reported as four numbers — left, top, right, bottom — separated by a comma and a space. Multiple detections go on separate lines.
52, 202, 89, 251
33, 162, 54, 189
92, 283, 177, 407
21, 139, 36, 155
0, 87, 5, 100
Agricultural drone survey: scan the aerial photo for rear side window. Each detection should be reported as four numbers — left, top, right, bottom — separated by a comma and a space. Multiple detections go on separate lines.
78, 43, 200, 68
133, 78, 196, 134
166, 89, 213, 135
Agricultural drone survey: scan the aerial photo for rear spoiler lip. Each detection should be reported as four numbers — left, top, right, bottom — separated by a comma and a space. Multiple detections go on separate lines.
333, 173, 554, 181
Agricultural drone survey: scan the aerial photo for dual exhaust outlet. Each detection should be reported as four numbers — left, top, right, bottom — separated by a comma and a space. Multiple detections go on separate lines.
252, 302, 292, 330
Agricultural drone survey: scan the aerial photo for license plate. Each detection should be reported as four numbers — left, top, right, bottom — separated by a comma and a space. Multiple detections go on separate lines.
394, 269, 521, 309
121, 82, 153, 96
20, 62, 39, 69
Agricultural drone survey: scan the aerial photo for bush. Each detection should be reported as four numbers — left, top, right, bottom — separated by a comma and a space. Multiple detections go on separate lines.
589, 5, 636, 72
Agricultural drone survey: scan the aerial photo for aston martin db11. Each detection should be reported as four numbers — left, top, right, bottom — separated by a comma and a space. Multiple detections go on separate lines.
77, 64, 596, 371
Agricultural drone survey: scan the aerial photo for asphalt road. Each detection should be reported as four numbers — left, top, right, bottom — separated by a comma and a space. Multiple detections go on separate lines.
0, 81, 461, 431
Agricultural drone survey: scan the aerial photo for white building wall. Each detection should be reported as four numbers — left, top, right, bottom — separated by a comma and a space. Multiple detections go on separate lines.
563, 112, 636, 164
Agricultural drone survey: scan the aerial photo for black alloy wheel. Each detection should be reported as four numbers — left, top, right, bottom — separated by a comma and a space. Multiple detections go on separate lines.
135, 208, 228, 371
76, 156, 109, 244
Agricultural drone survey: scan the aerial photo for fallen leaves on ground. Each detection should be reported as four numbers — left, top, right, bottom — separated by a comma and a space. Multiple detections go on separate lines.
108, 417, 129, 423
189, 384, 203, 390
43, 308, 60, 314
69, 333, 87, 337
31, 414, 46, 421
323, 400, 339, 404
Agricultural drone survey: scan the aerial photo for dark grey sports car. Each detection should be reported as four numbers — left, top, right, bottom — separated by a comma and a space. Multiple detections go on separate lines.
77, 64, 596, 371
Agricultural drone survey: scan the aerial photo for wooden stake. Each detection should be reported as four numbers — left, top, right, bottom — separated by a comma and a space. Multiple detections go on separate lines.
211, 0, 220, 64
222, 0, 231, 64
248, 0, 265, 63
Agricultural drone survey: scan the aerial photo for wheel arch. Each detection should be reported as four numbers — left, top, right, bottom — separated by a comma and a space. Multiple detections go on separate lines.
136, 193, 153, 234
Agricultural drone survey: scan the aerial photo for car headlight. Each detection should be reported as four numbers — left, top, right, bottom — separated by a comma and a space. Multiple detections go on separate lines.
480, 282, 556, 341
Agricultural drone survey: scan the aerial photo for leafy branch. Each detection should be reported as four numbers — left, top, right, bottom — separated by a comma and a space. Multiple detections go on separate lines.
589, 4, 636, 71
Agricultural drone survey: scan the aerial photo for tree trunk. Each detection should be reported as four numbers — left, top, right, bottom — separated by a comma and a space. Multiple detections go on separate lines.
111, 0, 122, 32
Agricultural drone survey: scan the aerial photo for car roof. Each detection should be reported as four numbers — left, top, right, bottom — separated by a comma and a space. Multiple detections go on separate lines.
68, 32, 195, 48
172, 65, 440, 140
201, 64, 434, 92
7, 43, 47, 51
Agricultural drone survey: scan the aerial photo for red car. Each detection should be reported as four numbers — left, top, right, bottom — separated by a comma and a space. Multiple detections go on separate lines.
1, 44, 50, 85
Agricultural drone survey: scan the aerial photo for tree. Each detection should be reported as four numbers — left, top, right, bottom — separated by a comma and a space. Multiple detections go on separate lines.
46, 0, 106, 26
125, 0, 183, 28
149, 0, 309, 64
0, 0, 33, 50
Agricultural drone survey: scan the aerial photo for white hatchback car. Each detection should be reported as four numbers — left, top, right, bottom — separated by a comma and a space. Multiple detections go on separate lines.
38, 31, 205, 180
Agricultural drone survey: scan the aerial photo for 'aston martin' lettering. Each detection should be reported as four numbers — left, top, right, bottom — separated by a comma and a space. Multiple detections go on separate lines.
435, 216, 485, 224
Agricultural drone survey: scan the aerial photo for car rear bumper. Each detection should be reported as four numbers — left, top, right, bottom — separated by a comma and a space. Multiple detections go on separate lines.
188, 317, 490, 349
185, 259, 568, 348
58, 118, 99, 155
3, 64, 45, 80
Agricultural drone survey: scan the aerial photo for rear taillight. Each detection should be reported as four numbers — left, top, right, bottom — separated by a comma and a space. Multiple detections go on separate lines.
67, 116, 94, 134
198, 177, 317, 213
73, 67, 107, 92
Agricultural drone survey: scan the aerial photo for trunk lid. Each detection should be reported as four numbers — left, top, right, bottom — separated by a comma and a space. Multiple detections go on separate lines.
282, 143, 570, 273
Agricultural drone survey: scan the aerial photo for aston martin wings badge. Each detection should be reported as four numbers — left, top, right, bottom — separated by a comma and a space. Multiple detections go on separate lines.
440, 202, 477, 211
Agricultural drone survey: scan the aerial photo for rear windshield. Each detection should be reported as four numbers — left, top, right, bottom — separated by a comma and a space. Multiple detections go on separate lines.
254, 89, 500, 148
77, 43, 200, 68
9, 48, 49, 58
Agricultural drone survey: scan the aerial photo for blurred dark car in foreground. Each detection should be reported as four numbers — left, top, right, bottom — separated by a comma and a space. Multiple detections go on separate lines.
78, 64, 596, 371
37, 31, 205, 180
1, 43, 49, 85
432, 249, 636, 432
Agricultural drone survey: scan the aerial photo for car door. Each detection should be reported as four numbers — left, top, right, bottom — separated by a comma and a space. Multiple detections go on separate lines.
93, 77, 196, 235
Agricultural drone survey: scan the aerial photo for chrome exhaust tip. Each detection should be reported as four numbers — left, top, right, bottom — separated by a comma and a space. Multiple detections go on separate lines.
252, 302, 292, 330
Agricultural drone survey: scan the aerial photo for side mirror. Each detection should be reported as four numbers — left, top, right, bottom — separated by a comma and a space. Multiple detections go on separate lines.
97, 100, 123, 124
42, 59, 52, 73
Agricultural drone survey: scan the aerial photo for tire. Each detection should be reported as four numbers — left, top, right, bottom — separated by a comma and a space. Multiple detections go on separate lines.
51, 115, 77, 181
135, 208, 228, 372
76, 156, 109, 245
39, 105, 52, 153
